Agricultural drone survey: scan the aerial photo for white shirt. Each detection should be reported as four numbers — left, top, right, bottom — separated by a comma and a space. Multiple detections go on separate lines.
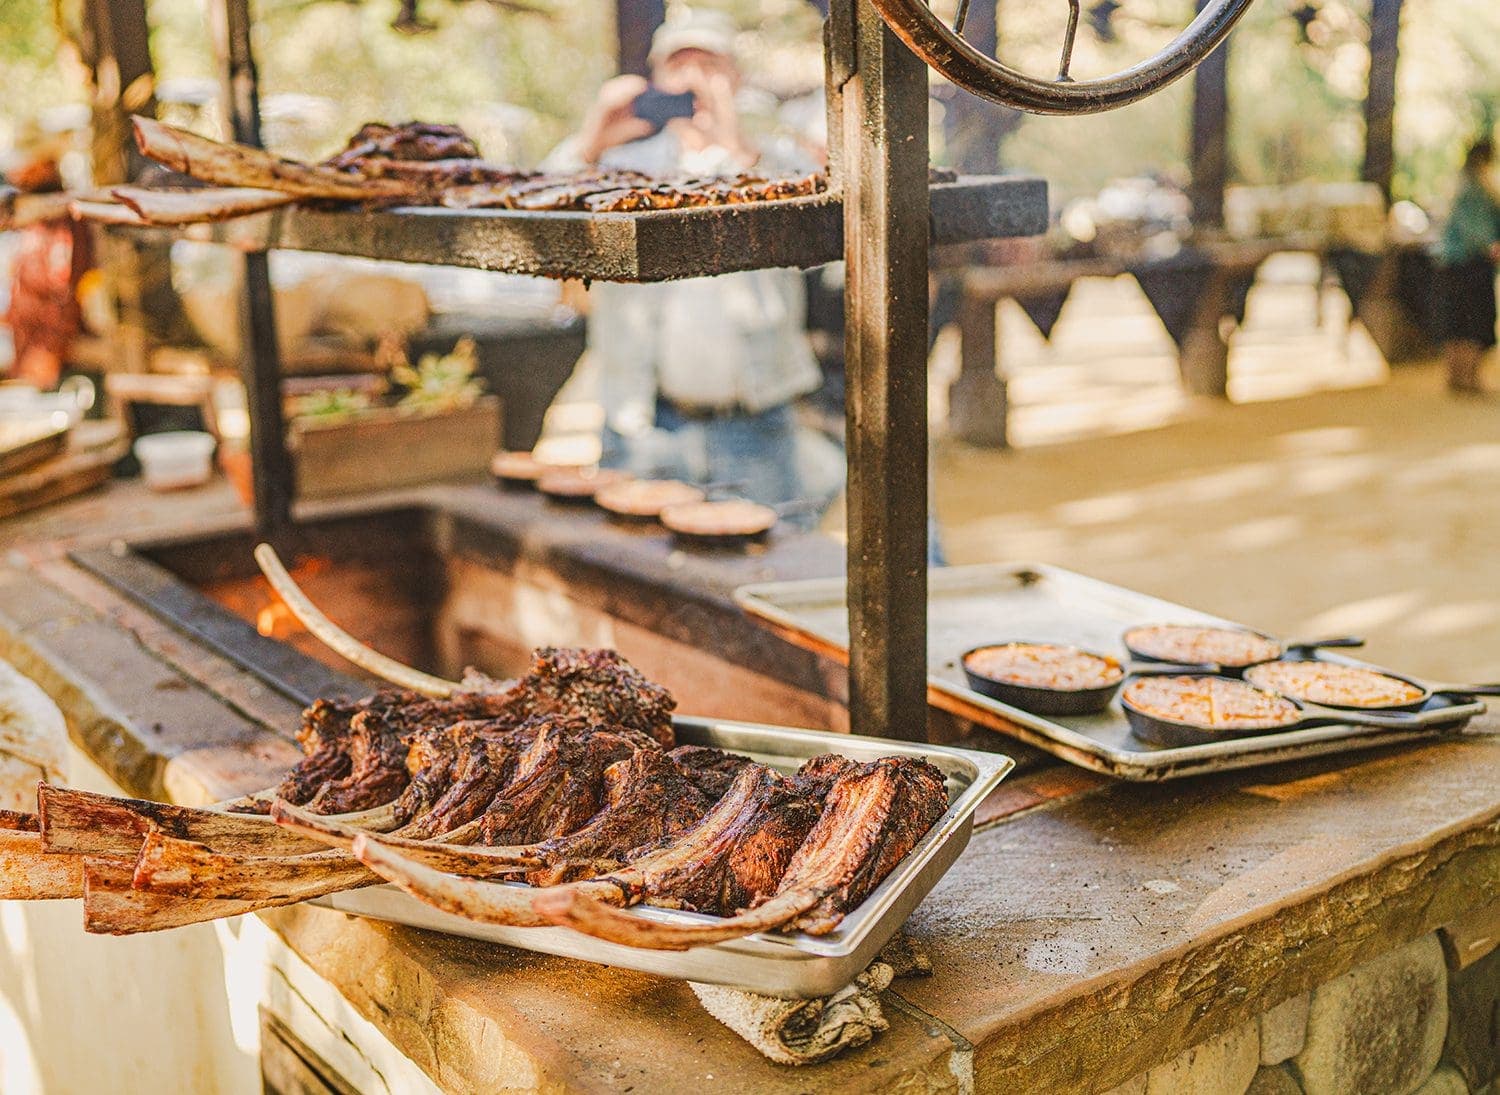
548, 129, 822, 426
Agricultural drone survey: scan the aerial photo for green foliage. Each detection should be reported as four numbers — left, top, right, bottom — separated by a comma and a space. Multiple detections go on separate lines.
0, 0, 79, 148
392, 336, 486, 415
290, 387, 375, 423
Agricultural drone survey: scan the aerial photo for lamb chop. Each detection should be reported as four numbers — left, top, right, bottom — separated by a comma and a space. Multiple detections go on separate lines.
489, 647, 676, 748
272, 687, 522, 813
322, 122, 535, 194
340, 744, 756, 884
141, 714, 647, 898
325, 122, 481, 167
351, 756, 835, 928
533, 756, 951, 949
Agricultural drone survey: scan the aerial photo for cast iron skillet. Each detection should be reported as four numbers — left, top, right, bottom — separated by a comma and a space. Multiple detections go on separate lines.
594, 479, 707, 523
490, 451, 574, 490
536, 467, 632, 504
1122, 624, 1365, 676
1120, 674, 1439, 748
960, 642, 1213, 716
659, 498, 826, 548
1243, 659, 1500, 713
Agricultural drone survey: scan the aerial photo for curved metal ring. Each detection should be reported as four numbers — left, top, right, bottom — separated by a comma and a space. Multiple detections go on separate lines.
868, 0, 1254, 115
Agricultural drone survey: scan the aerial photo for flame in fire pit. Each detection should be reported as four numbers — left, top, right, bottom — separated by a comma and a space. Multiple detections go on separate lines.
257, 601, 296, 639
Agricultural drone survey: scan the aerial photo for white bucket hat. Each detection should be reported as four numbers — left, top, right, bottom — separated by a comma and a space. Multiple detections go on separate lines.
648, 10, 737, 66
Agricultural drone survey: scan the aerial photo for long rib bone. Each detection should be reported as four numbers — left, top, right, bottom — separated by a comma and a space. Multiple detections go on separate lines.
351, 763, 820, 930
131, 830, 378, 901
533, 758, 943, 949
352, 834, 550, 927
132, 117, 414, 202
82, 858, 312, 935
38, 783, 397, 859
111, 185, 295, 224
254, 543, 460, 697
0, 828, 87, 900
275, 800, 524, 873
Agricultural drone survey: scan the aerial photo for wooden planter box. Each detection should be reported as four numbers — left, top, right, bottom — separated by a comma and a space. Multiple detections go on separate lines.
289, 396, 501, 500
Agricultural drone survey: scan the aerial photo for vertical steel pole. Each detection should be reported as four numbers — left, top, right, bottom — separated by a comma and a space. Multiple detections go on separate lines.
215, 0, 295, 547
842, 0, 931, 741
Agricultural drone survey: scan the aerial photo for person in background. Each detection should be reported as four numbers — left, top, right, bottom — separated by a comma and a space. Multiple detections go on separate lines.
1432, 137, 1500, 395
3, 131, 93, 390
550, 12, 825, 506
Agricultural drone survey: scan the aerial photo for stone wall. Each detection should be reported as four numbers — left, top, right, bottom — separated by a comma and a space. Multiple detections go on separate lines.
1104, 916, 1500, 1095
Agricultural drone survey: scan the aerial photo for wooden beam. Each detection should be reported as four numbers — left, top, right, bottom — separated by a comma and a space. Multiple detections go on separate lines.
1362, 0, 1403, 202
1188, 0, 1230, 228
615, 0, 665, 77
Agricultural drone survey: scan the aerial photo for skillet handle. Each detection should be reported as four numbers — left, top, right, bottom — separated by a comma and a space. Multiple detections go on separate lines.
1283, 636, 1365, 652
1428, 682, 1500, 698
1125, 662, 1222, 677
1321, 707, 1440, 731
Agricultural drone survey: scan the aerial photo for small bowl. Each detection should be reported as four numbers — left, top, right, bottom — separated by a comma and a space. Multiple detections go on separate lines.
134, 431, 216, 492
961, 642, 1127, 716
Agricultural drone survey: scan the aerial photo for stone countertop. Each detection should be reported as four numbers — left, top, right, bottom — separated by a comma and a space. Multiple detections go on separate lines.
3, 479, 1500, 1092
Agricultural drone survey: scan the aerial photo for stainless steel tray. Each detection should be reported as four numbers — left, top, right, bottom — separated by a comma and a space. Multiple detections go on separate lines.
734, 562, 1487, 782
315, 717, 1013, 998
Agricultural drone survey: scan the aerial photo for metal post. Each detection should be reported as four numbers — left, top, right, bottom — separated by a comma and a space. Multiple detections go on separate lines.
1187, 0, 1229, 228
1362, 0, 1402, 203
840, 0, 931, 741
214, 0, 294, 546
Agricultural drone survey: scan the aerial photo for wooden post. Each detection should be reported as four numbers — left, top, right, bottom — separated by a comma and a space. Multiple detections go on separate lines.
1187, 0, 1230, 228
940, 0, 1020, 175
1362, 0, 1402, 202
615, 0, 666, 76
213, 0, 295, 548
77, 0, 164, 375
949, 285, 1007, 448
839, 0, 931, 741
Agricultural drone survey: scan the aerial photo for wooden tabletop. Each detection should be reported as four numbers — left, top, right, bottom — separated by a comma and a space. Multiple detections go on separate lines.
4, 479, 1499, 1092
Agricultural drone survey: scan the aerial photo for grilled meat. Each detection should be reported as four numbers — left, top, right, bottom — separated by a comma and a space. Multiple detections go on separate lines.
319, 744, 752, 883
492, 647, 676, 748
274, 697, 360, 806
477, 718, 655, 845
275, 646, 667, 814
304, 689, 524, 814
530, 755, 949, 948
754, 755, 949, 935
351, 758, 824, 928
396, 720, 535, 839
522, 745, 756, 884
125, 118, 831, 222
389, 719, 524, 834
326, 122, 480, 167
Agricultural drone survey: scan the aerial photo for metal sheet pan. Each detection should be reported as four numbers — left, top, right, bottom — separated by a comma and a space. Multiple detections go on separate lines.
734, 563, 1488, 782
315, 717, 1013, 999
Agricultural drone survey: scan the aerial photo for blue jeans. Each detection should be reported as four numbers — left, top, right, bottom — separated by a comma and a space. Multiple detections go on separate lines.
603, 402, 806, 507
602, 402, 946, 561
